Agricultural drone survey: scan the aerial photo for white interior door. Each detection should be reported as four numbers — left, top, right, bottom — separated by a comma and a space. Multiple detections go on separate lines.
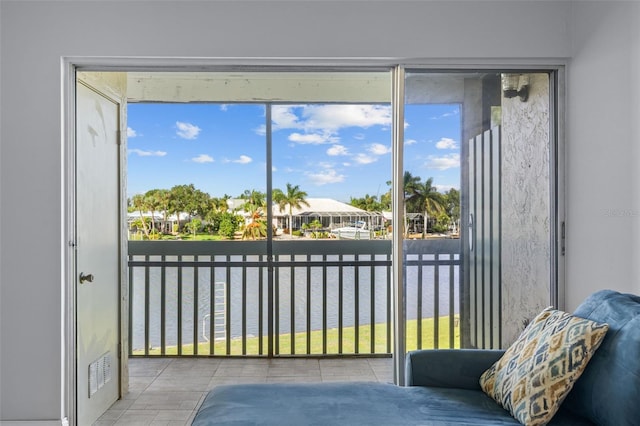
76, 81, 121, 425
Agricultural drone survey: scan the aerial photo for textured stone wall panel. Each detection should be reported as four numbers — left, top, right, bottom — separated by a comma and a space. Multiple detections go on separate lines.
501, 74, 551, 346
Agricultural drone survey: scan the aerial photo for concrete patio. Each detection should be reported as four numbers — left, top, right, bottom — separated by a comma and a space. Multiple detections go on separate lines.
95, 356, 394, 425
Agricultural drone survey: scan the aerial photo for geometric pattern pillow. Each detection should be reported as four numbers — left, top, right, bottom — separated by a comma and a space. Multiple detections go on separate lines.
479, 307, 609, 426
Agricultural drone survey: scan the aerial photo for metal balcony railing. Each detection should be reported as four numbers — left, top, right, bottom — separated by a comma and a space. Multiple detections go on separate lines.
128, 239, 460, 357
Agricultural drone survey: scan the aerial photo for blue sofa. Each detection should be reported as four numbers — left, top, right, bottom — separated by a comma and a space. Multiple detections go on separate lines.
192, 290, 639, 425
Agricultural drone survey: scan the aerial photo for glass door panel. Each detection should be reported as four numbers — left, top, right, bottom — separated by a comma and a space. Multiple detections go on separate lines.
270, 101, 392, 356
402, 71, 556, 355
126, 102, 268, 356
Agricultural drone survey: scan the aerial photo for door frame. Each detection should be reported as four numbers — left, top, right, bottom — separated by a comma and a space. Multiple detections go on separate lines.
62, 57, 566, 424
62, 62, 129, 426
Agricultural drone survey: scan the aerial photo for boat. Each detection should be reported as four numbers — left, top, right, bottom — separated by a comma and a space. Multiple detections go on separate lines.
330, 221, 372, 240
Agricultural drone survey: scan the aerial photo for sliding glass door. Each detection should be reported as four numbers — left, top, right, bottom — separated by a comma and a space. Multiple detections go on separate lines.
124, 67, 561, 385
400, 70, 559, 363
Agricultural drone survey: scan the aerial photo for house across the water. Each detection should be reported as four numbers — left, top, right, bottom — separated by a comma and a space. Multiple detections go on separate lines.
271, 197, 386, 233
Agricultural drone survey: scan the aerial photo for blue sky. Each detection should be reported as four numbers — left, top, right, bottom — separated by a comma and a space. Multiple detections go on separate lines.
126, 102, 461, 203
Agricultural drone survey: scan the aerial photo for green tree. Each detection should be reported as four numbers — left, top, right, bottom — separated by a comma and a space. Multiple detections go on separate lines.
379, 189, 392, 211
218, 212, 239, 239
204, 195, 232, 233
273, 183, 309, 238
168, 184, 195, 232
191, 189, 211, 218
184, 218, 202, 237
438, 213, 452, 233
444, 188, 461, 233
168, 184, 210, 231
350, 194, 382, 212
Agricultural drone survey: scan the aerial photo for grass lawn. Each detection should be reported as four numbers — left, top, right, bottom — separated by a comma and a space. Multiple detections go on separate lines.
133, 315, 460, 356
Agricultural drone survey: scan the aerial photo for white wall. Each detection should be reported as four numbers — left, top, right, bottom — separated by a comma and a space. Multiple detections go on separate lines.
565, 1, 640, 308
0, 0, 638, 422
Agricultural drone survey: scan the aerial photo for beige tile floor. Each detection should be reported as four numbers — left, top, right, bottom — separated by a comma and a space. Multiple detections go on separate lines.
95, 356, 394, 425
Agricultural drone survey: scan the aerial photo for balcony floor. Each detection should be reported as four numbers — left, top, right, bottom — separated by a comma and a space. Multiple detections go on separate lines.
95, 356, 394, 425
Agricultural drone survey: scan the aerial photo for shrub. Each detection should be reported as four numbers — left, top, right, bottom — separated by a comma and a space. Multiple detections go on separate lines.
218, 217, 236, 239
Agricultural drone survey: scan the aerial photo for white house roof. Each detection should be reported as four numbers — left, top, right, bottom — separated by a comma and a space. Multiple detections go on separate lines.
127, 211, 190, 221
275, 198, 369, 216
227, 197, 382, 218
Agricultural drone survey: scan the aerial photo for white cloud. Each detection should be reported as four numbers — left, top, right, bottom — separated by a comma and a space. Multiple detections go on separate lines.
327, 145, 349, 156
435, 137, 459, 150
129, 148, 166, 157
303, 104, 392, 131
273, 105, 391, 133
127, 127, 138, 138
232, 155, 252, 164
435, 184, 459, 192
220, 104, 229, 111
354, 153, 377, 164
368, 143, 391, 155
405, 139, 417, 145
176, 121, 201, 139
425, 154, 460, 170
289, 132, 338, 145
354, 133, 366, 140
192, 154, 214, 163
254, 124, 266, 136
272, 106, 302, 130
305, 169, 345, 186
431, 110, 459, 120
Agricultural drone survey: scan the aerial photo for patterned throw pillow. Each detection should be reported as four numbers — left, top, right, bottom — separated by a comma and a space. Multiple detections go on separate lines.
479, 307, 609, 426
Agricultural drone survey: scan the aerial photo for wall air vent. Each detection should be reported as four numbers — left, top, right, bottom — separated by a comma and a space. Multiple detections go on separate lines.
88, 352, 112, 398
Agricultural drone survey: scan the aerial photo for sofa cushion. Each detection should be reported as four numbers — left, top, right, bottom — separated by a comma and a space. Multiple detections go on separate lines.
564, 290, 640, 426
479, 307, 608, 426
192, 381, 593, 425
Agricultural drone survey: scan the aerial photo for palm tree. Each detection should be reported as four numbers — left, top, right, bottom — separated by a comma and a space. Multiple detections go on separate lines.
151, 189, 171, 233
407, 177, 445, 239
216, 194, 231, 213
350, 194, 381, 212
240, 189, 266, 214
242, 210, 267, 240
144, 189, 165, 232
239, 189, 266, 238
402, 171, 422, 237
131, 193, 151, 238
273, 183, 309, 238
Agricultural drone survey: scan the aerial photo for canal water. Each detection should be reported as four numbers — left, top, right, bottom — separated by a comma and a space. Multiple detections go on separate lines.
130, 256, 459, 350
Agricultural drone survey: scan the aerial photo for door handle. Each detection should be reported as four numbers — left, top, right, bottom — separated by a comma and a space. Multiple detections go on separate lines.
79, 272, 94, 284
468, 213, 474, 252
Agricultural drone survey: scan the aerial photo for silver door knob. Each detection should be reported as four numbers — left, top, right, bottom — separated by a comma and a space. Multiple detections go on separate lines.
79, 272, 94, 284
